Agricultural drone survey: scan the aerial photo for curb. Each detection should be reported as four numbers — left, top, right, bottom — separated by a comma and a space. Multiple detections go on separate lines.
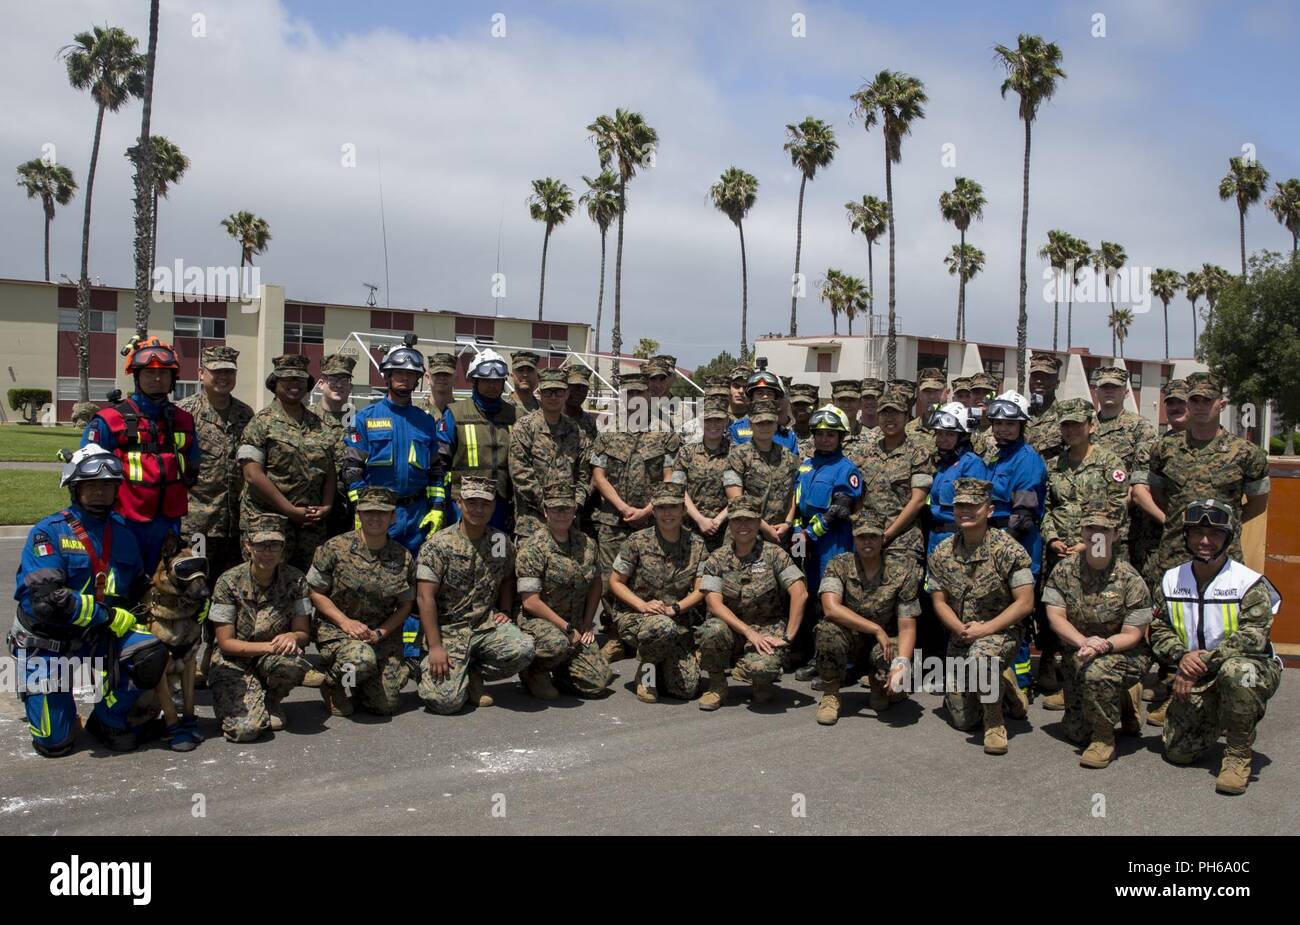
0, 525, 34, 538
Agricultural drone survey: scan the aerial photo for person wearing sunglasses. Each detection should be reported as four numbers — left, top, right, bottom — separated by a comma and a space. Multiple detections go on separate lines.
1149, 499, 1283, 795
82, 335, 200, 577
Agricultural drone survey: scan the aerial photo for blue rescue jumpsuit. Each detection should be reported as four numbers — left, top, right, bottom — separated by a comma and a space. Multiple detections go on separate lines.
927, 446, 993, 558
729, 417, 800, 456
347, 397, 445, 554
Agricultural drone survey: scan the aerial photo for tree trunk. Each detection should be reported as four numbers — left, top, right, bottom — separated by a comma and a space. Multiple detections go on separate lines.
1015, 118, 1032, 393
738, 220, 748, 357
789, 174, 806, 336
151, 188, 160, 275
1111, 302, 1116, 357
1238, 207, 1247, 276
537, 223, 551, 320
1162, 299, 1169, 360
1067, 286, 1074, 350
847, 313, 854, 336
1191, 299, 1199, 359
831, 307, 838, 336
867, 241, 874, 349
77, 103, 106, 405
956, 226, 966, 341
43, 207, 52, 283
594, 229, 606, 379
133, 0, 160, 337
1051, 264, 1059, 352
884, 149, 897, 379
612, 177, 626, 388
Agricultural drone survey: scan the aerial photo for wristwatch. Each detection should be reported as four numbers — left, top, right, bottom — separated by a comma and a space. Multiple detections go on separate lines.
670, 602, 681, 616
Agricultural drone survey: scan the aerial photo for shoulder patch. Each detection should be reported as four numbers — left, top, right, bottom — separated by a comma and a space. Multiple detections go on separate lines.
849, 473, 860, 489
60, 536, 85, 552
365, 418, 393, 430
1112, 469, 1126, 482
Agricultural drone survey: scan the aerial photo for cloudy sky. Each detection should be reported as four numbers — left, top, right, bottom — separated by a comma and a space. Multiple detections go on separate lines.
3, 0, 1297, 367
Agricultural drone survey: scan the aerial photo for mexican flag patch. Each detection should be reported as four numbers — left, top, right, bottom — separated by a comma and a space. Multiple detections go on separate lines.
32, 534, 53, 557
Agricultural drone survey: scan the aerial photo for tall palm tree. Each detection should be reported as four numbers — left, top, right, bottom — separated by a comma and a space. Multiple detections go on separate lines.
709, 167, 759, 356
944, 243, 986, 333
994, 34, 1066, 391
1219, 155, 1271, 275
1200, 263, 1231, 331
839, 272, 870, 336
1149, 268, 1184, 360
1267, 178, 1300, 257
1092, 241, 1127, 356
220, 211, 272, 285
127, 135, 189, 272
940, 177, 987, 341
578, 169, 620, 377
1067, 234, 1089, 349
844, 195, 888, 330
783, 116, 838, 336
527, 177, 575, 321
587, 109, 659, 379
1184, 269, 1204, 358
1037, 229, 1073, 351
15, 159, 77, 282
850, 70, 928, 378
818, 268, 847, 335
1109, 306, 1135, 358
129, 0, 160, 336
62, 24, 145, 403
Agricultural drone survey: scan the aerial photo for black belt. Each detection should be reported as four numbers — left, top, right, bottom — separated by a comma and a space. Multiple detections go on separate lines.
8, 626, 73, 655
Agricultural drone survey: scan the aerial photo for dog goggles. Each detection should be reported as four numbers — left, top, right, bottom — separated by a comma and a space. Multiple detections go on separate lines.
170, 556, 209, 581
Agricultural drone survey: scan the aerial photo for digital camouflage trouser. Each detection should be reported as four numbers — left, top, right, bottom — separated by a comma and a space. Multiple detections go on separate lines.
1163, 655, 1282, 762
815, 622, 898, 689
317, 635, 407, 715
617, 611, 701, 699
1059, 647, 1151, 743
944, 630, 1018, 730
596, 524, 634, 626
418, 621, 536, 714
696, 617, 785, 684
520, 617, 612, 696
209, 653, 312, 742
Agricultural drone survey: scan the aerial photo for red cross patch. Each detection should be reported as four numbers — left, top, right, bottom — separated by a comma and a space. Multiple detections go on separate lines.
849, 474, 860, 489
1112, 469, 1126, 482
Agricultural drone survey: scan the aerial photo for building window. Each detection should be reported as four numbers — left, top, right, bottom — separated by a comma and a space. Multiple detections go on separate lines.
531, 323, 569, 356
1131, 372, 1143, 392
816, 351, 832, 373
456, 316, 495, 345
982, 358, 1005, 382
57, 377, 118, 402
283, 321, 325, 346
172, 380, 201, 400
175, 316, 226, 339
917, 353, 948, 376
58, 309, 116, 333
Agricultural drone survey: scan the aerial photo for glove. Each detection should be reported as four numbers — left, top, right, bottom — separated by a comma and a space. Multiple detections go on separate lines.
420, 507, 444, 535
825, 492, 853, 524
1007, 509, 1035, 539
109, 607, 138, 638
29, 576, 76, 621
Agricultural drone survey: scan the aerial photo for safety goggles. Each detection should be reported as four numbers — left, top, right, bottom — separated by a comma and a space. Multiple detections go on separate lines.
929, 411, 964, 432
1184, 503, 1232, 530
133, 345, 179, 368
809, 410, 846, 431
985, 400, 1025, 420
170, 555, 209, 582
471, 360, 509, 379
66, 455, 124, 483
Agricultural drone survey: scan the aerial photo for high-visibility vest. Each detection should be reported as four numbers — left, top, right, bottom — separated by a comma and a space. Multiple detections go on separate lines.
447, 398, 515, 502
1160, 559, 1281, 652
95, 399, 195, 521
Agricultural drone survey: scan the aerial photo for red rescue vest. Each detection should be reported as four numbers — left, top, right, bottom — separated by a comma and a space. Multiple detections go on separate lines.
95, 398, 196, 521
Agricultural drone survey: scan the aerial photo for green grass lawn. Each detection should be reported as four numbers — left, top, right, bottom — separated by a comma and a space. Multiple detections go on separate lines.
0, 425, 84, 462
0, 469, 66, 525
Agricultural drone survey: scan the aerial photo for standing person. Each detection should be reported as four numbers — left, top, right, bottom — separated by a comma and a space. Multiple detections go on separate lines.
1131, 378, 1189, 573
723, 399, 799, 548
436, 348, 517, 533
727, 363, 753, 435
1025, 354, 1066, 463
681, 376, 731, 445
508, 368, 590, 542
1150, 500, 1283, 794
563, 364, 599, 441
344, 336, 445, 554
645, 354, 685, 435
1091, 366, 1157, 474
904, 368, 947, 454
515, 484, 611, 699
1042, 503, 1151, 767
788, 383, 819, 458
207, 513, 314, 742
729, 365, 799, 455
421, 352, 458, 420
506, 350, 541, 414
830, 380, 863, 442
858, 378, 885, 439
415, 476, 537, 714
926, 478, 1035, 755
673, 395, 732, 552
83, 335, 199, 576
316, 352, 358, 539
607, 482, 709, 701
238, 355, 336, 573
950, 377, 972, 409
696, 498, 809, 710
968, 371, 999, 457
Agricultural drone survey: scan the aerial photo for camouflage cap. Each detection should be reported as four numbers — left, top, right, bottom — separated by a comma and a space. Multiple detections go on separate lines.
1162, 378, 1189, 402
1092, 365, 1130, 387
542, 481, 578, 508
749, 398, 780, 423
247, 512, 287, 543
703, 375, 731, 397
876, 387, 911, 414
702, 396, 730, 420
355, 486, 398, 512
459, 475, 496, 501
917, 368, 947, 390
952, 477, 992, 505
645, 355, 677, 377
831, 379, 861, 399
727, 496, 763, 520
537, 368, 569, 391
729, 364, 753, 383
889, 379, 918, 402
1054, 397, 1095, 424
621, 372, 649, 392
950, 376, 972, 393
1079, 502, 1120, 530
427, 352, 457, 375
320, 352, 357, 377
1029, 353, 1063, 375
788, 383, 820, 405
970, 372, 998, 394
266, 354, 312, 389
851, 508, 887, 537
1186, 371, 1222, 399
200, 345, 239, 371
511, 350, 541, 371
860, 377, 885, 398
565, 365, 592, 386
651, 481, 686, 506
779, 374, 793, 390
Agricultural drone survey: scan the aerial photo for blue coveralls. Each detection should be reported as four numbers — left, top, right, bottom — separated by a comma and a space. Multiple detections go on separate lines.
729, 417, 800, 456
436, 393, 511, 532
792, 450, 864, 598
83, 391, 200, 576
348, 396, 445, 554
927, 446, 993, 558
11, 505, 156, 752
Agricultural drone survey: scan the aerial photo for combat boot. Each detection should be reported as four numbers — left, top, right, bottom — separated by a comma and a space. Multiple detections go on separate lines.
1036, 656, 1061, 693
1146, 698, 1169, 727
1216, 733, 1254, 795
698, 673, 728, 711
321, 681, 353, 717
982, 701, 1008, 755
1002, 669, 1028, 720
265, 692, 288, 732
521, 665, 559, 701
868, 676, 890, 712
730, 661, 751, 683
751, 677, 776, 704
1120, 682, 1143, 735
467, 669, 493, 708
1041, 689, 1067, 711
635, 662, 658, 703
599, 637, 627, 663
1079, 721, 1116, 769
816, 683, 841, 725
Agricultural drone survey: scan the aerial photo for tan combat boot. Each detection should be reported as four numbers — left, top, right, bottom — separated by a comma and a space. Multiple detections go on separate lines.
301, 669, 328, 689
1146, 698, 1169, 727
1002, 669, 1028, 720
599, 638, 627, 663
265, 692, 288, 732
467, 669, 493, 708
1041, 689, 1067, 711
698, 673, 728, 711
751, 677, 775, 704
1080, 721, 1116, 769
1216, 734, 1254, 795
521, 665, 559, 701
816, 683, 841, 725
321, 681, 353, 717
983, 701, 1008, 755
730, 661, 751, 683
1037, 656, 1061, 693
635, 662, 658, 703
1120, 682, 1143, 735
868, 676, 890, 712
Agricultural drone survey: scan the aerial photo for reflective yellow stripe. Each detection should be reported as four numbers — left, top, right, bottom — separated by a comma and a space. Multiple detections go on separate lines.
127, 451, 143, 482
402, 632, 417, 643
1171, 602, 1186, 647
465, 425, 479, 468
73, 594, 94, 627
347, 489, 359, 502
102, 670, 116, 709
29, 696, 51, 739
1225, 603, 1239, 636
409, 443, 419, 466
1014, 660, 1031, 676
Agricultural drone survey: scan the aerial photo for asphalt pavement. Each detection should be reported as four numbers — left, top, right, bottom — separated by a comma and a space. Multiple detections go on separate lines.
1, 534, 1296, 836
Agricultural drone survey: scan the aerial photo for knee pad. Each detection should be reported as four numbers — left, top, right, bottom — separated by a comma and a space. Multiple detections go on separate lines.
33, 736, 76, 758
122, 639, 169, 689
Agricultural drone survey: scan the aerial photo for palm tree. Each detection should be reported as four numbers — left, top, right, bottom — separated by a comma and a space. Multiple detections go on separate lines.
944, 244, 986, 332
1037, 229, 1072, 351
994, 34, 1066, 391
220, 211, 272, 287
850, 70, 928, 378
839, 272, 870, 336
844, 195, 888, 330
1200, 263, 1231, 331
818, 268, 847, 335
709, 167, 759, 356
127, 135, 189, 272
1149, 269, 1184, 360
527, 177, 575, 321
62, 24, 145, 403
940, 177, 987, 341
578, 169, 620, 378
1184, 269, 1204, 358
1109, 306, 1135, 357
783, 116, 838, 336
1092, 241, 1127, 356
1267, 178, 1300, 257
1067, 234, 1089, 349
1219, 155, 1271, 275
587, 109, 659, 379
129, 0, 160, 336
15, 159, 77, 282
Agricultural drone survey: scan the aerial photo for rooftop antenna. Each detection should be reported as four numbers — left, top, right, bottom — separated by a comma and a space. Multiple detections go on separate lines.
377, 148, 391, 308
494, 199, 504, 317
363, 283, 379, 307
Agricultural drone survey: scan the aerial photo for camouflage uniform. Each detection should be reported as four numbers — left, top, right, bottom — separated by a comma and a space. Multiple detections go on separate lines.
722, 436, 799, 527
207, 560, 314, 742
509, 385, 591, 540
846, 427, 935, 564
1093, 410, 1156, 473
815, 551, 922, 687
1042, 554, 1152, 742
1042, 444, 1130, 554
419, 352, 457, 421
415, 518, 536, 713
697, 539, 805, 683
505, 349, 540, 415
307, 530, 417, 715
515, 526, 611, 695
672, 418, 732, 552
1026, 353, 1066, 463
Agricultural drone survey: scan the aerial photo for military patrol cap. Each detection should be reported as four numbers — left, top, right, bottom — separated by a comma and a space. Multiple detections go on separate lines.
917, 368, 947, 390
511, 350, 541, 371
876, 387, 911, 414
952, 477, 992, 505
319, 352, 357, 377
1092, 365, 1130, 387
703, 375, 731, 398
565, 365, 592, 386
621, 372, 648, 392
970, 372, 998, 394
1186, 371, 1223, 399
200, 345, 239, 371
860, 378, 885, 398
459, 476, 496, 502
266, 354, 312, 389
1079, 502, 1120, 530
355, 486, 398, 512
1055, 397, 1095, 424
831, 379, 861, 399
890, 379, 918, 402
542, 482, 578, 508
851, 508, 887, 537
702, 396, 730, 420
1162, 378, 1189, 402
537, 368, 569, 391
427, 352, 457, 375
950, 376, 972, 393
1030, 354, 1063, 375
788, 383, 819, 406
727, 496, 763, 520
729, 364, 753, 384
247, 512, 287, 543
749, 399, 780, 423
651, 482, 686, 506
645, 355, 677, 377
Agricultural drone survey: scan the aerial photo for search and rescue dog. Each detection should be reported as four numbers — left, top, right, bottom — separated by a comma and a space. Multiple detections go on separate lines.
49, 855, 152, 905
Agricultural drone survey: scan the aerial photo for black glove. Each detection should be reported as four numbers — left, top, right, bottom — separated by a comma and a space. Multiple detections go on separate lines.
27, 570, 76, 621
825, 492, 853, 523
1008, 508, 1036, 539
